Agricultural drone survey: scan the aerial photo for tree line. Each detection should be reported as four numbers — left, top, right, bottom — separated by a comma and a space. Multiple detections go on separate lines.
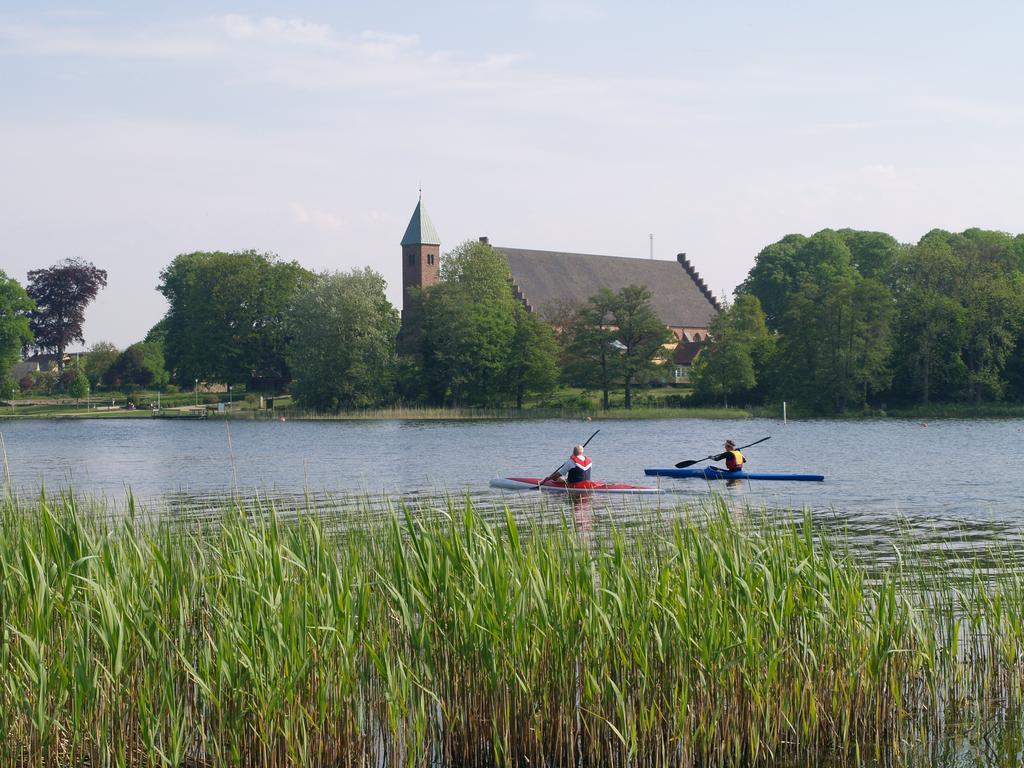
5, 227, 1023, 414
1, 240, 673, 409
692, 228, 1024, 413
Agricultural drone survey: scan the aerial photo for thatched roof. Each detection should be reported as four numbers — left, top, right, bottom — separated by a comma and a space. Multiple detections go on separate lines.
498, 247, 719, 328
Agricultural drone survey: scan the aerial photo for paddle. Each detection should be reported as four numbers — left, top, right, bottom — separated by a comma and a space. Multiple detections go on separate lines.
673, 436, 771, 468
540, 429, 600, 487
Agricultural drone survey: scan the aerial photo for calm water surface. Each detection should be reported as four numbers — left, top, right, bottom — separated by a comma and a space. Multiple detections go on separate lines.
2, 417, 1022, 527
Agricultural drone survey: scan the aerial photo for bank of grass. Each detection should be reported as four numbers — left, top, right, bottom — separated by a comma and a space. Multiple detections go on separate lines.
745, 401, 1024, 420
883, 402, 1024, 419
264, 403, 748, 421
3, 493, 1024, 766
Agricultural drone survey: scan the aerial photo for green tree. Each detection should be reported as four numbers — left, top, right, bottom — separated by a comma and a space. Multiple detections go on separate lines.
609, 285, 673, 409
0, 271, 34, 394
67, 367, 90, 402
691, 294, 774, 406
418, 241, 518, 406
158, 251, 308, 389
103, 342, 169, 391
836, 229, 901, 283
288, 268, 399, 410
891, 236, 968, 404
83, 341, 120, 388
739, 234, 809, 328
742, 229, 900, 329
891, 229, 1024, 405
507, 305, 560, 409
563, 289, 620, 410
563, 286, 671, 409
770, 232, 895, 413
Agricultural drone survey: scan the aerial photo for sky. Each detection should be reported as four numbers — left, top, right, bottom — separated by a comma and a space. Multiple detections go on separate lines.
2, 1, 1023, 349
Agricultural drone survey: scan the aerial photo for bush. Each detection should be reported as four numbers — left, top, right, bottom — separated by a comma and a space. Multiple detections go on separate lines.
204, 394, 221, 405
660, 393, 692, 408
18, 375, 33, 394
164, 384, 180, 394
30, 371, 58, 396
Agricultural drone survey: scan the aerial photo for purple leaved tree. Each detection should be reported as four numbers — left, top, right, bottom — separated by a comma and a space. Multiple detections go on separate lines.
27, 258, 108, 370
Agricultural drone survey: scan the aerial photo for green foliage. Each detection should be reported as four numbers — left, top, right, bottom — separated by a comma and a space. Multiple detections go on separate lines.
563, 285, 671, 409
103, 342, 169, 392
83, 341, 120, 388
67, 367, 90, 400
740, 226, 1024, 411
563, 289, 620, 410
610, 285, 673, 408
418, 240, 555, 407
507, 305, 560, 408
691, 294, 774, 405
891, 229, 1024, 405
0, 270, 34, 393
158, 250, 309, 388
741, 229, 899, 329
288, 268, 400, 411
742, 230, 897, 413
772, 234, 896, 412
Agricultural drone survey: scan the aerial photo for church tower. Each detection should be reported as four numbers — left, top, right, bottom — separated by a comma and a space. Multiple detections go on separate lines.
400, 195, 441, 315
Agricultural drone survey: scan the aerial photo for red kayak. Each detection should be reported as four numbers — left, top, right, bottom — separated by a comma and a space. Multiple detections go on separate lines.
490, 477, 660, 495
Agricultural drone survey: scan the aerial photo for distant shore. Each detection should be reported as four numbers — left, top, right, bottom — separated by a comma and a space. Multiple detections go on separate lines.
0, 402, 751, 421
4, 399, 1024, 422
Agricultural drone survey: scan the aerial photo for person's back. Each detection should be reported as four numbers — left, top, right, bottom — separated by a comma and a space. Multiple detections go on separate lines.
546, 444, 592, 485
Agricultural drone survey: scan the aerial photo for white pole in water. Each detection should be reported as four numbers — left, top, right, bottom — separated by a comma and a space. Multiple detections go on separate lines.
783, 400, 787, 424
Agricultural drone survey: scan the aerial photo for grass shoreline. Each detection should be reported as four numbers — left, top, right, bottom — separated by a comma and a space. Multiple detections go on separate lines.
3, 493, 1024, 766
0, 404, 752, 421
8, 401, 1024, 421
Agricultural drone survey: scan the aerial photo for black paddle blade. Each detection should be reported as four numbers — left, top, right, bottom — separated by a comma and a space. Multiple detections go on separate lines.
674, 459, 698, 468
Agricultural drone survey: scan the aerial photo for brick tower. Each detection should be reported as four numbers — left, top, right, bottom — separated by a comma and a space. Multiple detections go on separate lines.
400, 195, 441, 315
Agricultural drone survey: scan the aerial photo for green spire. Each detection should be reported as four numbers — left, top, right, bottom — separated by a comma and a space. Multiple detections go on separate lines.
400, 197, 441, 246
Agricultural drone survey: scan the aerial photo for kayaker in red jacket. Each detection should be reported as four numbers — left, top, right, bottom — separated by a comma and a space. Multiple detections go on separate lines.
545, 444, 592, 485
712, 440, 745, 472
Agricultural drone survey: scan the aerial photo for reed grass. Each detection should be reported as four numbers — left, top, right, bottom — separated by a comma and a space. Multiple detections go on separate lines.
2, 493, 1023, 766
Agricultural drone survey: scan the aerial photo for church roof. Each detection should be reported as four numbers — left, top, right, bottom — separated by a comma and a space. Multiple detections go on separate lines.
401, 199, 441, 246
499, 247, 720, 329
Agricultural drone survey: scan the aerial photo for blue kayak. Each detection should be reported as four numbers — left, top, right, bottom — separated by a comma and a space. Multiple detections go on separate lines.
645, 467, 825, 482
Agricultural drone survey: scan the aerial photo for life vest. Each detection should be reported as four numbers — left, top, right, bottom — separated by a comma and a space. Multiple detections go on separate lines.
567, 454, 592, 484
725, 450, 745, 471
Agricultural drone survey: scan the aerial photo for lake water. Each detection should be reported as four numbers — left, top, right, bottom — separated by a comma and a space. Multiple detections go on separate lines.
2, 417, 1022, 534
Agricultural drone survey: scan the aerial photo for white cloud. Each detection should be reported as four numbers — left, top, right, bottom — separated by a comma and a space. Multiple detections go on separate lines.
479, 52, 528, 69
216, 15, 336, 47
536, 0, 605, 22
357, 31, 419, 60
0, 14, 655, 119
289, 203, 345, 231
860, 163, 897, 179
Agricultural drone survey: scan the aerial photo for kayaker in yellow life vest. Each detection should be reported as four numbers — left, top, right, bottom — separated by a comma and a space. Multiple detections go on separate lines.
712, 440, 745, 472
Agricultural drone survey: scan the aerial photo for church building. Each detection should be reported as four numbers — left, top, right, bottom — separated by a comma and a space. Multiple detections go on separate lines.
399, 198, 720, 376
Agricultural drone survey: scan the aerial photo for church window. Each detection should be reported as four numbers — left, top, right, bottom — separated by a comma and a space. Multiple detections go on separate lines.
408, 253, 415, 266
427, 254, 435, 265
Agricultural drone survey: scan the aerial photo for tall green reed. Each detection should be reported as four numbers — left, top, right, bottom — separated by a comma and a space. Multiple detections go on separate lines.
1, 492, 1023, 766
